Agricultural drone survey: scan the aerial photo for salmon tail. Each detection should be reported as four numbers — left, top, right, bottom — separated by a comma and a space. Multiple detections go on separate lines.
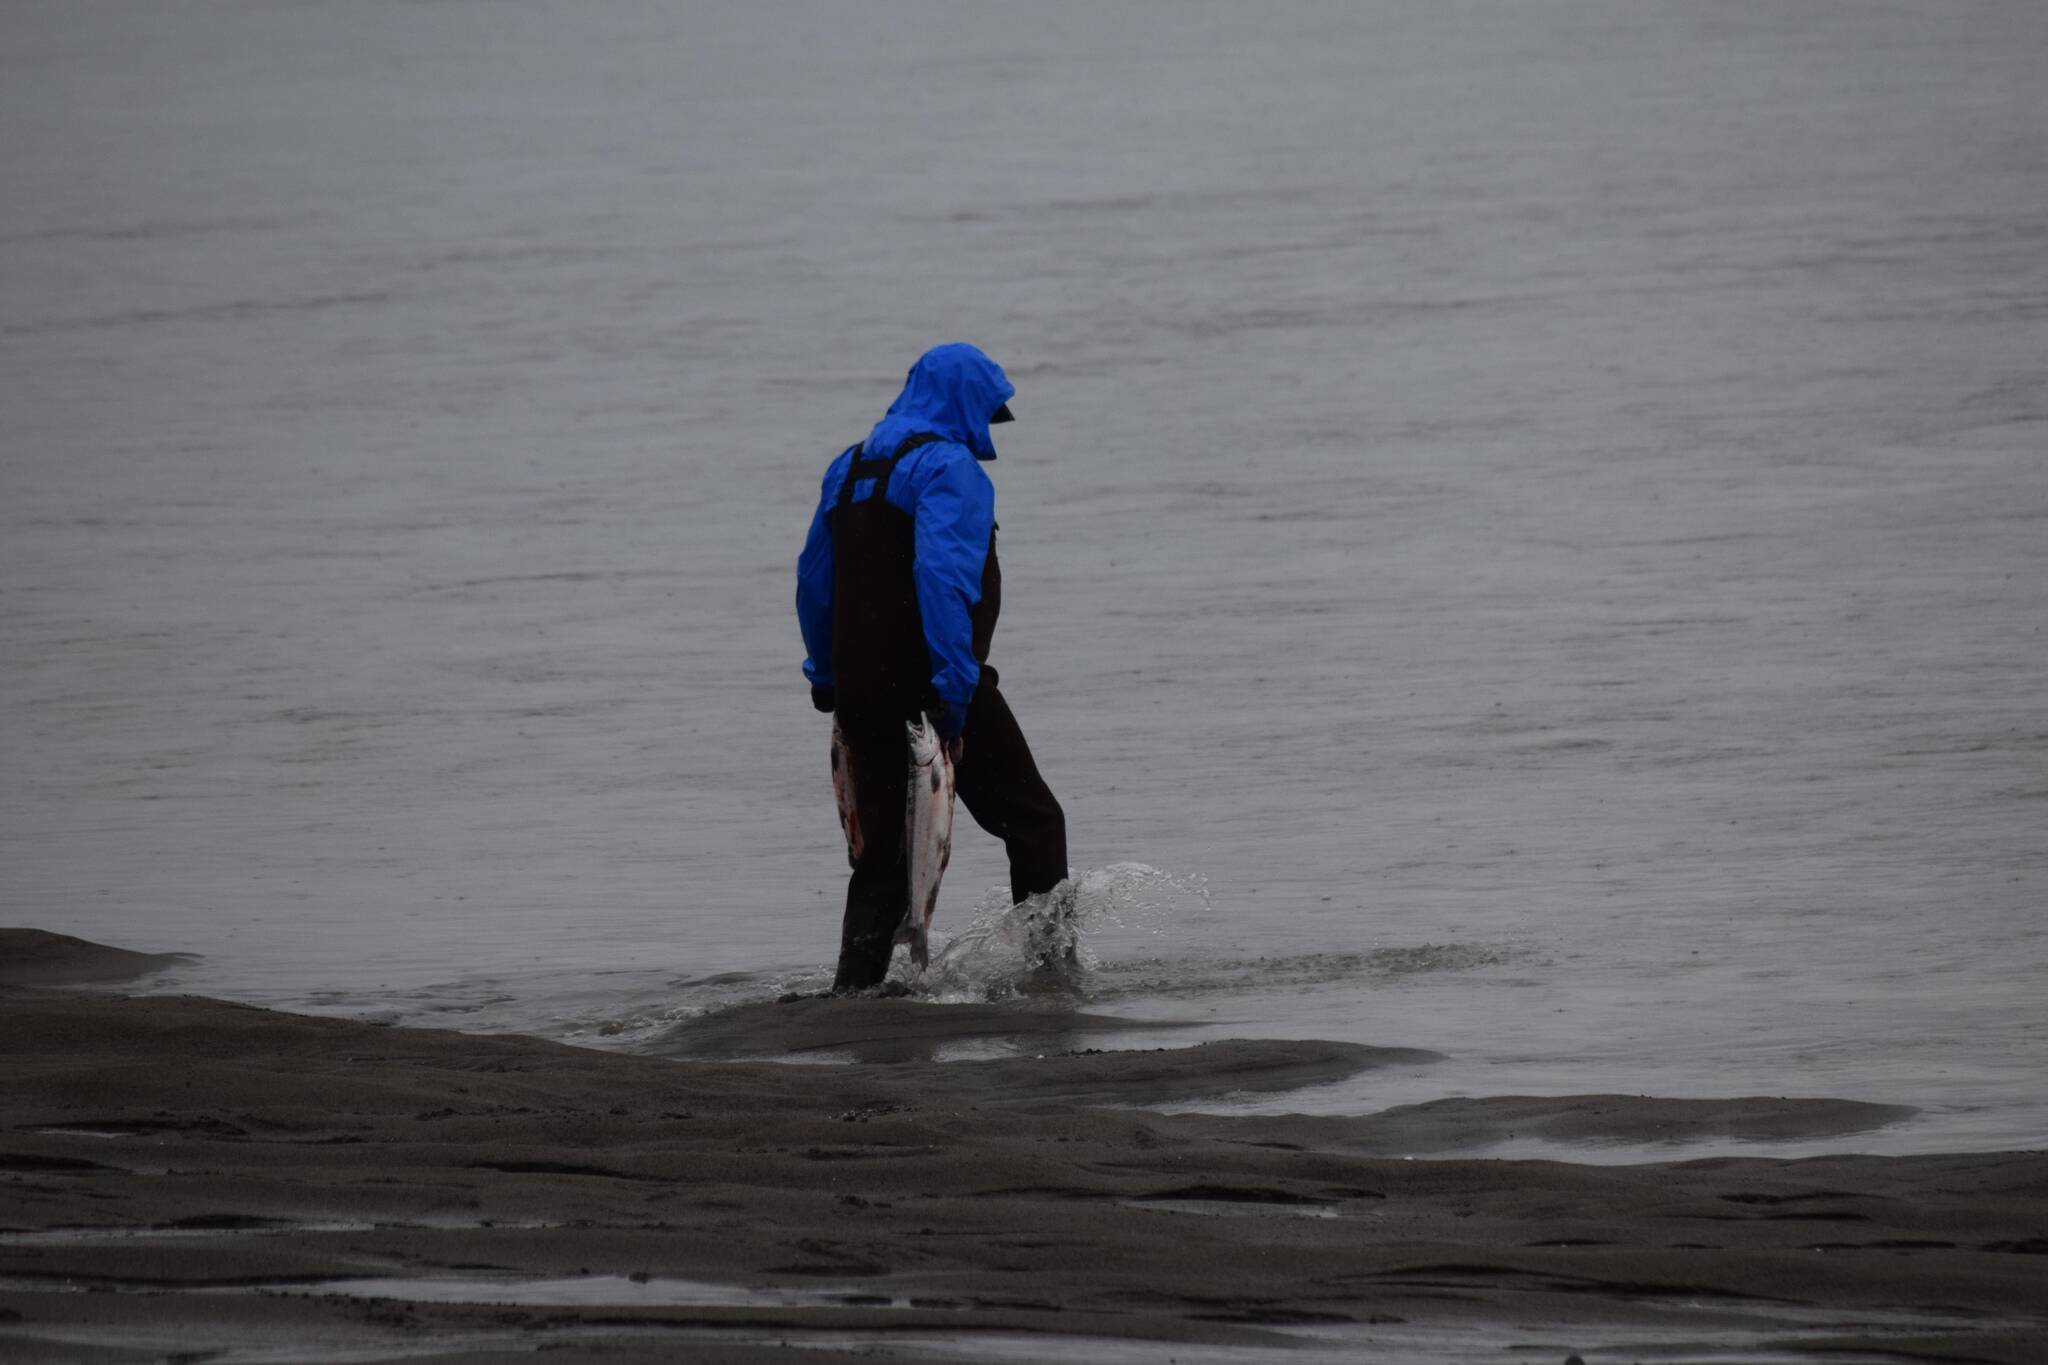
889, 890, 932, 970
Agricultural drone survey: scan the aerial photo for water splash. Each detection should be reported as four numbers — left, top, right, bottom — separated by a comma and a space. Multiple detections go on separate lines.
908, 862, 1212, 1002
896, 862, 1511, 1005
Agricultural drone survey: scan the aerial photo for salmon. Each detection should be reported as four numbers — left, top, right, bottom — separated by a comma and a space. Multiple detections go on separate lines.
897, 715, 956, 970
829, 717, 863, 868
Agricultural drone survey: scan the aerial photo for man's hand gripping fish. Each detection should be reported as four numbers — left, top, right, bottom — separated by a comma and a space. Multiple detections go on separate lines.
830, 716, 955, 972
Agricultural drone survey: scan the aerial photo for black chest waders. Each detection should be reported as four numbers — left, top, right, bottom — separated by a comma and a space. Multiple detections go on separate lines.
827, 432, 948, 733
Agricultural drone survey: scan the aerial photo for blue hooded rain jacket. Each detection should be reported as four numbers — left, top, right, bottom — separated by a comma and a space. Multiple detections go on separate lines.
796, 344, 1014, 732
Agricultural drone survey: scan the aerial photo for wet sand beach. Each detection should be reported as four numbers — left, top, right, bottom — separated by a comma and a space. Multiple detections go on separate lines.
4, 933, 2043, 1364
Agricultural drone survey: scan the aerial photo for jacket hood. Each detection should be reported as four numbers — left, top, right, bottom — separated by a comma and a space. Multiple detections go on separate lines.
865, 343, 1015, 463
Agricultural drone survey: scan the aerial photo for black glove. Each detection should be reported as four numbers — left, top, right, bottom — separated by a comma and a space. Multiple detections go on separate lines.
810, 684, 835, 714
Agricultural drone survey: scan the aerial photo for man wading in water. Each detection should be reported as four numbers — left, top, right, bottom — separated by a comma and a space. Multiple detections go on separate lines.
796, 343, 1070, 993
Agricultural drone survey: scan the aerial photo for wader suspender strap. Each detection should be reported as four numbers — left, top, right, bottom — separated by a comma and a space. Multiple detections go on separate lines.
835, 431, 946, 511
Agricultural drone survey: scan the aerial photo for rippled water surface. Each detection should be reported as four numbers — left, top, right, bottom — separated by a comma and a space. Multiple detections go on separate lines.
4, 1, 2044, 1154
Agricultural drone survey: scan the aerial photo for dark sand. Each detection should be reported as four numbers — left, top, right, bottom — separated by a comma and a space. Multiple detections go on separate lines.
3, 931, 2043, 1364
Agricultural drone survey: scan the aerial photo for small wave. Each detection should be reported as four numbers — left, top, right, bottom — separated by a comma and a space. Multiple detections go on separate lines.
1087, 942, 1516, 1000
563, 966, 828, 1047
2, 290, 394, 338
271, 964, 828, 1052
361, 864, 1514, 1045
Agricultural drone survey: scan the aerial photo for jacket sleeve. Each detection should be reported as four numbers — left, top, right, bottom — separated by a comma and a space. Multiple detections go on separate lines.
910, 449, 997, 709
795, 459, 844, 688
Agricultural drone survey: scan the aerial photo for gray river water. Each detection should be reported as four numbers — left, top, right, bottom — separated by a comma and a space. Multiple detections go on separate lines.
4, 0, 2044, 1156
